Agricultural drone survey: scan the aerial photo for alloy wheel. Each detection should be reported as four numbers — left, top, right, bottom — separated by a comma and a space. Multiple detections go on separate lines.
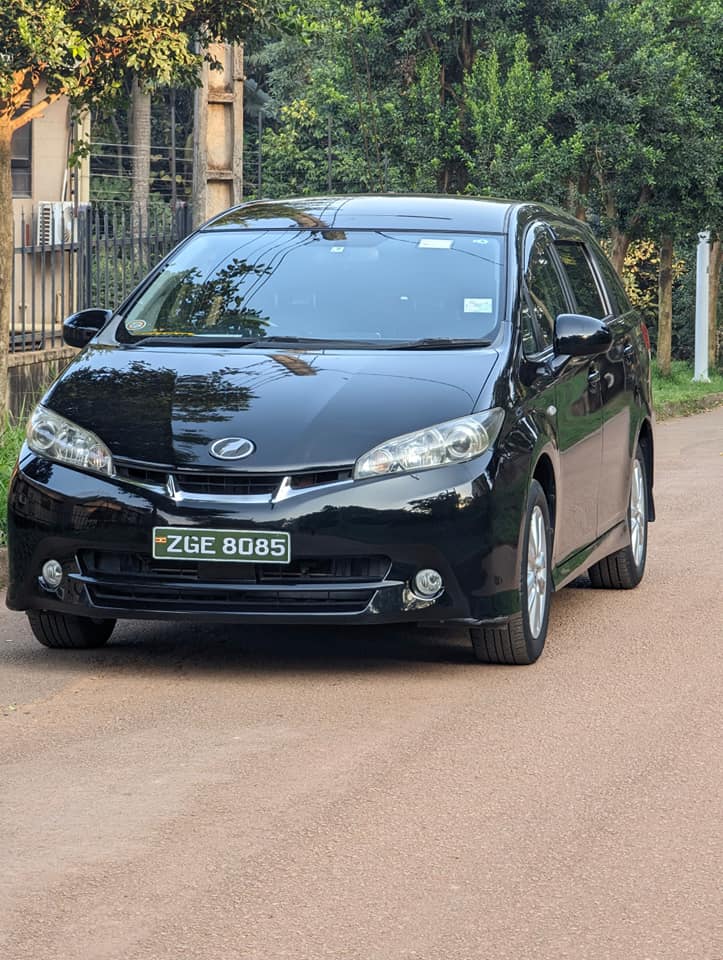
526, 504, 548, 639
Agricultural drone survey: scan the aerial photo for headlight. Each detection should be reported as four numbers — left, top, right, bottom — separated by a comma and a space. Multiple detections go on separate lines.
354, 408, 504, 480
26, 405, 114, 477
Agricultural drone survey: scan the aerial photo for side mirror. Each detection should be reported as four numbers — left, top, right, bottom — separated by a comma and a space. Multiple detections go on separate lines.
63, 308, 113, 348
554, 313, 613, 358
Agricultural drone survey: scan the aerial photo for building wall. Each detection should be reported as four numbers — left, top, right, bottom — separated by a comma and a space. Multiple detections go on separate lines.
12, 85, 90, 221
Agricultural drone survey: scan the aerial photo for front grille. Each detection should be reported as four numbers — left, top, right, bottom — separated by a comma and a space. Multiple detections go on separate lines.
113, 459, 353, 498
290, 470, 352, 489
115, 464, 167, 486
257, 556, 389, 583
87, 582, 374, 613
175, 472, 279, 496
78, 550, 391, 585
77, 550, 388, 612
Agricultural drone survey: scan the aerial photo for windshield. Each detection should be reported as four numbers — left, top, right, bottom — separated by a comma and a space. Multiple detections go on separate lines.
119, 229, 505, 345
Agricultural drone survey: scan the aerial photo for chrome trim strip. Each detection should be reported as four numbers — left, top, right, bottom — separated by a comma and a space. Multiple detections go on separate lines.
272, 477, 352, 503
171, 490, 274, 504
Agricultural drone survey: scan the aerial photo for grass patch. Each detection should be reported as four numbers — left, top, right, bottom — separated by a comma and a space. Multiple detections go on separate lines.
652, 360, 723, 419
1, 418, 26, 547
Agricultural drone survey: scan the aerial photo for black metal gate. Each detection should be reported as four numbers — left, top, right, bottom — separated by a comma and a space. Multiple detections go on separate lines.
10, 202, 193, 354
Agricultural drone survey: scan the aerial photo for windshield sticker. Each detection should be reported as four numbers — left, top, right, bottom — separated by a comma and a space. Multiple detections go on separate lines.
330, 246, 345, 253
472, 238, 490, 245
464, 298, 493, 314
418, 238, 453, 249
126, 318, 149, 331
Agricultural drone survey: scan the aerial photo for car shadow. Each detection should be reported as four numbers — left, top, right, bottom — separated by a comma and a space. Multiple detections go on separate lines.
4, 615, 481, 678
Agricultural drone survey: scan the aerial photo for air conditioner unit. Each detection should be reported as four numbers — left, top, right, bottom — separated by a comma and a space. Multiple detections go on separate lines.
36, 201, 77, 246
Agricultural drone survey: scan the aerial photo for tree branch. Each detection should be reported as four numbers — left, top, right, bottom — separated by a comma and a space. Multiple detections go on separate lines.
11, 91, 64, 131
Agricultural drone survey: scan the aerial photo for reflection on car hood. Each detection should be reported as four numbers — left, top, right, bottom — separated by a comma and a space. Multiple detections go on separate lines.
44, 344, 499, 470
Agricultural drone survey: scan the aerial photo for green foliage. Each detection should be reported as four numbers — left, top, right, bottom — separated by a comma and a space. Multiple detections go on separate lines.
0, 417, 25, 546
1, 0, 289, 123
462, 37, 562, 199
250, 0, 721, 243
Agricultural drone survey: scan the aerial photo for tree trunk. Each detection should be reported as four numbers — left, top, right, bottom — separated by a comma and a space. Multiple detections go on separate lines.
610, 227, 630, 277
130, 78, 151, 236
708, 238, 721, 370
0, 118, 13, 420
657, 233, 674, 377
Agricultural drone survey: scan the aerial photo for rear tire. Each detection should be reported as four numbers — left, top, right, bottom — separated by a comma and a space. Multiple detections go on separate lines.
470, 479, 552, 665
589, 445, 648, 590
27, 611, 115, 649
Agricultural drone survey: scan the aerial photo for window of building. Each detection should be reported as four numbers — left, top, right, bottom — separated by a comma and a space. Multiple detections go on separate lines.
11, 111, 32, 197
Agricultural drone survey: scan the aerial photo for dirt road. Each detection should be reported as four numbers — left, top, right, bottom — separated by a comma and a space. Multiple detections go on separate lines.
1, 408, 721, 960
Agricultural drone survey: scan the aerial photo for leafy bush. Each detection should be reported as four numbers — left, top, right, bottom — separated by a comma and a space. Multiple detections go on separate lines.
0, 419, 25, 547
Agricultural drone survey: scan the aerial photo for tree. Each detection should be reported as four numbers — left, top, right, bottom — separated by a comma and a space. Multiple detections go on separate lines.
0, 0, 287, 417
130, 77, 152, 234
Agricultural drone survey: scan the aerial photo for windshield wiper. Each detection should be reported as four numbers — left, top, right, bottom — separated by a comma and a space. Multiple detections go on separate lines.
128, 335, 262, 347
387, 337, 493, 350
247, 336, 394, 349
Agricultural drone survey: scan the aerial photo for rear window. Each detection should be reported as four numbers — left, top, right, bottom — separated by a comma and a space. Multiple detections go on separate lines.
118, 230, 505, 345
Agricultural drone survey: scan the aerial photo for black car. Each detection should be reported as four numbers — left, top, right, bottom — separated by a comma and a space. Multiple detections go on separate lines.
6, 196, 654, 664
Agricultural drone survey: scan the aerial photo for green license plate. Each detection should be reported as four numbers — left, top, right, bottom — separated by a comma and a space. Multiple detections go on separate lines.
152, 527, 290, 563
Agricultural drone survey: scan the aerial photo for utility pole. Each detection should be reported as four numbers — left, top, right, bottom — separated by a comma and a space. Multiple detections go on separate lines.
192, 43, 244, 228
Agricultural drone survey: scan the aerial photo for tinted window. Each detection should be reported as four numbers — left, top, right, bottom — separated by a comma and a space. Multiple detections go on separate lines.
556, 242, 606, 318
589, 245, 631, 316
120, 230, 505, 345
524, 239, 568, 350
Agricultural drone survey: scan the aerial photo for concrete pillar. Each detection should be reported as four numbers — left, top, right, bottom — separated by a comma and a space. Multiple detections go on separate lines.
192, 43, 244, 228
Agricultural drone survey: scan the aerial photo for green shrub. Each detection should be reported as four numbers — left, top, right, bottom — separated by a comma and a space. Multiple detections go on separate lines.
0, 419, 26, 547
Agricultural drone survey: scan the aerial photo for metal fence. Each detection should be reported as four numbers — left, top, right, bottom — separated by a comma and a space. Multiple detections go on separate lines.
10, 201, 192, 353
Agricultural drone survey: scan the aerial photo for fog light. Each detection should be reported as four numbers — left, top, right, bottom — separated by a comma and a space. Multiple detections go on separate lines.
41, 559, 63, 589
412, 568, 444, 598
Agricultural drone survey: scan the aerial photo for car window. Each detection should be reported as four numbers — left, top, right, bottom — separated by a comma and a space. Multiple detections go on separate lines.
588, 244, 631, 317
555, 241, 606, 318
119, 230, 506, 345
524, 238, 568, 351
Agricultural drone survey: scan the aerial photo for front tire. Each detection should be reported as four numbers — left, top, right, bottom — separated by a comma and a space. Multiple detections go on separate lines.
27, 611, 115, 649
589, 445, 648, 590
470, 479, 552, 665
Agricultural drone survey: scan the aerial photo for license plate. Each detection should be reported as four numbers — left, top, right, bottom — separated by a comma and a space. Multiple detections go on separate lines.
152, 527, 291, 563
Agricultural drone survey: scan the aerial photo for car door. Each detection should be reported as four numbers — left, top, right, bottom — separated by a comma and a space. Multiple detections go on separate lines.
521, 226, 602, 562
554, 238, 629, 536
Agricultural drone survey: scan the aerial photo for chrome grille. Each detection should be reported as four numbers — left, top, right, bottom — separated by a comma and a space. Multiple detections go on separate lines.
113, 458, 353, 500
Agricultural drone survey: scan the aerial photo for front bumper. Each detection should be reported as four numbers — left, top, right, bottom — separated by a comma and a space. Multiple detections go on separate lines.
6, 450, 527, 626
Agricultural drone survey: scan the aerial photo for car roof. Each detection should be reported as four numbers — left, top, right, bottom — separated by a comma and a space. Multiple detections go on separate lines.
203, 194, 522, 234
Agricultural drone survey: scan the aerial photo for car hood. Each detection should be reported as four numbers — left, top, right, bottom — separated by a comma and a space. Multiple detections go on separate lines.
44, 344, 499, 471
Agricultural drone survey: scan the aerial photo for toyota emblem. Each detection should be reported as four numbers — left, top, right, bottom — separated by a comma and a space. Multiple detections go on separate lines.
209, 437, 256, 460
